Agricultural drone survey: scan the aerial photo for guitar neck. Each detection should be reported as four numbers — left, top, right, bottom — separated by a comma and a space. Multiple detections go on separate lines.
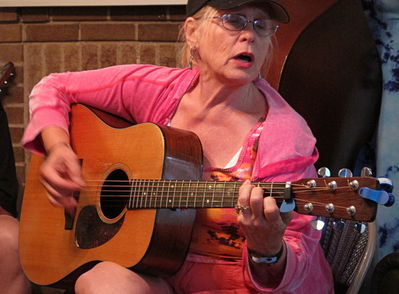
96, 176, 378, 221
122, 180, 287, 209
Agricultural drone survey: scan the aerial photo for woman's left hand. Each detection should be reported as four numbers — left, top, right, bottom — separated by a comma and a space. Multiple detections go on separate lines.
237, 180, 293, 256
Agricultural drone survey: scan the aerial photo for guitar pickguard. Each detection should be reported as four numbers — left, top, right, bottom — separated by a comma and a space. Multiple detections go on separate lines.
75, 205, 124, 249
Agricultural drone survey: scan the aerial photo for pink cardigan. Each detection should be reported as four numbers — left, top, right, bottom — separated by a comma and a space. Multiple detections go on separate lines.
22, 64, 333, 293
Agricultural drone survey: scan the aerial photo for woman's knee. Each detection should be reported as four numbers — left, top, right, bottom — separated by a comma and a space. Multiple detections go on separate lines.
0, 216, 19, 258
75, 262, 137, 293
75, 262, 173, 294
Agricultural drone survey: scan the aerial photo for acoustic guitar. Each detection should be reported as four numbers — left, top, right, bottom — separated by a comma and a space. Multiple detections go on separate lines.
19, 104, 380, 288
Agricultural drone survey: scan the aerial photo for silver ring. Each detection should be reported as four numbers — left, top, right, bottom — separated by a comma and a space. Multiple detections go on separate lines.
235, 204, 250, 214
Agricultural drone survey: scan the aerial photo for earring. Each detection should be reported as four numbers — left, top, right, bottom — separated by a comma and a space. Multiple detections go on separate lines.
189, 57, 193, 70
189, 46, 197, 70
258, 72, 262, 80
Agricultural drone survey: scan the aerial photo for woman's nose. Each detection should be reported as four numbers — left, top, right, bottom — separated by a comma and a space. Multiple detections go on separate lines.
238, 24, 256, 43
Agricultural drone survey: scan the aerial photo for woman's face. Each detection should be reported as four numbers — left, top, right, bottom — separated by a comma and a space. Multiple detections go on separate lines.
194, 6, 272, 86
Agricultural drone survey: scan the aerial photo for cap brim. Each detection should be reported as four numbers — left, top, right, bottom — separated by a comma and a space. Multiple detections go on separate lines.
207, 0, 290, 23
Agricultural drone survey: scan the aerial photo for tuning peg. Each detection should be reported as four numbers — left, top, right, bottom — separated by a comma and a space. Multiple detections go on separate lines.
386, 194, 395, 207
332, 220, 345, 230
361, 167, 373, 177
359, 187, 395, 207
378, 178, 393, 193
311, 217, 325, 231
318, 167, 331, 178
355, 223, 367, 234
338, 168, 353, 178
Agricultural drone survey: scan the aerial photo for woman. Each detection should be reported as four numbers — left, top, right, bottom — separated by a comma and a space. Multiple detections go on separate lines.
22, 0, 334, 293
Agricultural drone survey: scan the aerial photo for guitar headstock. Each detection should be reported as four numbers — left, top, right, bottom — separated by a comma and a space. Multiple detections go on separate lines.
292, 176, 379, 222
0, 62, 16, 99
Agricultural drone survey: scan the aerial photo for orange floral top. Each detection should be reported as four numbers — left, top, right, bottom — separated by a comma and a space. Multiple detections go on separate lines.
189, 118, 265, 261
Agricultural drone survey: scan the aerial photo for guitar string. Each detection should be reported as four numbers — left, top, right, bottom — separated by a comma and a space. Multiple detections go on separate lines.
66, 183, 361, 214
59, 197, 364, 215
56, 177, 363, 213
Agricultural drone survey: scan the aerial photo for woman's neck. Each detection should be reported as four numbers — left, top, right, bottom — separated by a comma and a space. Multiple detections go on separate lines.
190, 69, 262, 115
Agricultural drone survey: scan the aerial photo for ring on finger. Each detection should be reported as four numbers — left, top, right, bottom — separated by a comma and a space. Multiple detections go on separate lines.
235, 204, 250, 214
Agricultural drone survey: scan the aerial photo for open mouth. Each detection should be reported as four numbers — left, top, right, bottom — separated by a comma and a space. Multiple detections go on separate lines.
234, 53, 253, 63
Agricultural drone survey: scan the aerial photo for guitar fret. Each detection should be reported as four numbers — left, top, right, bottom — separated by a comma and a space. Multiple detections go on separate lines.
166, 180, 170, 208
232, 182, 237, 207
141, 179, 146, 208
144, 179, 150, 208
135, 180, 142, 208
170, 181, 176, 207
141, 180, 146, 208
195, 181, 199, 208
159, 180, 164, 208
134, 179, 140, 208
128, 180, 134, 209
149, 180, 154, 209
156, 181, 161, 208
178, 180, 184, 208
221, 181, 226, 208
201, 182, 206, 208
185, 181, 191, 208
174, 180, 178, 207
211, 183, 215, 208
158, 181, 163, 208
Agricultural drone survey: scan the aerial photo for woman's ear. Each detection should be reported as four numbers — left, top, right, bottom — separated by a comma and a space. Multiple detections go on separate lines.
184, 17, 198, 47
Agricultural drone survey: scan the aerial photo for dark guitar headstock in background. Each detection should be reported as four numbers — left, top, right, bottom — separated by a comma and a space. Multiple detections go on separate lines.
0, 62, 16, 100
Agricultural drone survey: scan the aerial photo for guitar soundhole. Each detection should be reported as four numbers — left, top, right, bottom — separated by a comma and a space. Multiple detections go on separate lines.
100, 169, 129, 219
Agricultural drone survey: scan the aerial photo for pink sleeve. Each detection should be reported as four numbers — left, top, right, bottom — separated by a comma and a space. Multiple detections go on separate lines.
22, 65, 193, 155
243, 213, 333, 293
242, 165, 334, 293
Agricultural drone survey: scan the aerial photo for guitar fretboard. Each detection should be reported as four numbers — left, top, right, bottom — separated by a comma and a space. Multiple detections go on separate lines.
99, 180, 291, 209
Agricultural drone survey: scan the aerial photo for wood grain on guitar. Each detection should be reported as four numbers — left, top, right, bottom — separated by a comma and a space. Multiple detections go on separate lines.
19, 104, 380, 288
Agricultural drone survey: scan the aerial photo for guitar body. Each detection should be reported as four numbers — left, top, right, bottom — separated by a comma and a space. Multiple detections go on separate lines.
19, 104, 202, 287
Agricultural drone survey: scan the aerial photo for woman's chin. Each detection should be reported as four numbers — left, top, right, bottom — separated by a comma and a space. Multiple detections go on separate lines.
224, 74, 257, 86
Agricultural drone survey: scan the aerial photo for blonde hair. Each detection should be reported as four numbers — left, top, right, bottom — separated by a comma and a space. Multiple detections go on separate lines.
178, 5, 276, 75
178, 6, 218, 67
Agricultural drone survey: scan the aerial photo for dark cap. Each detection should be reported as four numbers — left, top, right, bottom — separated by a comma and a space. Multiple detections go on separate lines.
186, 0, 290, 23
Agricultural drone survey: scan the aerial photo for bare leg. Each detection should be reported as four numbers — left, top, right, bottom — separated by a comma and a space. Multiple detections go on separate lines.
0, 214, 31, 294
75, 261, 175, 294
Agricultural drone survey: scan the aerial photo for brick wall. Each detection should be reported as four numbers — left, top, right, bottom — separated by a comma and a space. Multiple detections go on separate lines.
0, 6, 186, 191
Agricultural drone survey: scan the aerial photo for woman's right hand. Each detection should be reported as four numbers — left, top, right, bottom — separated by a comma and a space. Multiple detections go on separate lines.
39, 142, 85, 215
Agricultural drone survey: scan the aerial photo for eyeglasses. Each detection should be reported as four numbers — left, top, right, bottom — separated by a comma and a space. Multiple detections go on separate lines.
213, 14, 279, 37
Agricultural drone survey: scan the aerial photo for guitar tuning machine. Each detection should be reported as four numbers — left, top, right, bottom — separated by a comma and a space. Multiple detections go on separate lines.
304, 202, 314, 212
325, 203, 335, 213
306, 179, 317, 188
328, 181, 337, 191
311, 217, 325, 231
332, 219, 345, 230
346, 205, 357, 216
349, 180, 359, 191
358, 177, 395, 207
318, 167, 331, 178
338, 168, 353, 178
355, 223, 367, 234
361, 167, 373, 177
